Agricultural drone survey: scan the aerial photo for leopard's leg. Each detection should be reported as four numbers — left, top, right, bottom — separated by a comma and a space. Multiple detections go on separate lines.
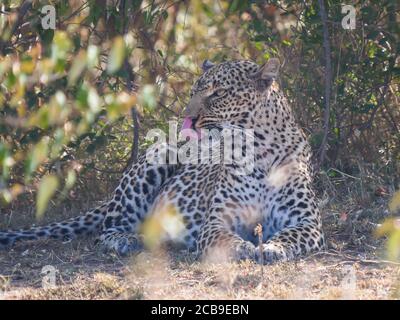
198, 179, 325, 263
196, 171, 265, 261
98, 143, 178, 255
255, 219, 325, 264
197, 206, 324, 264
197, 204, 259, 262
254, 181, 325, 264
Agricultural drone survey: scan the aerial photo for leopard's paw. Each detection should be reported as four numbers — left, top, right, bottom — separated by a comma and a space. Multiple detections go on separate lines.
255, 242, 291, 264
234, 241, 257, 261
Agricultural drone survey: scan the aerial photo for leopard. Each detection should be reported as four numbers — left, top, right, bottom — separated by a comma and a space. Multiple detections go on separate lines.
0, 58, 325, 264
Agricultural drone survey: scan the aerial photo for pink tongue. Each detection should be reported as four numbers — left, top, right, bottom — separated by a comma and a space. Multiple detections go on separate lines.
181, 117, 193, 130
180, 117, 203, 140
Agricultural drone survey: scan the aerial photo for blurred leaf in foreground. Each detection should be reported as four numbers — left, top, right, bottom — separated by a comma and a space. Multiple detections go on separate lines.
107, 36, 126, 74
36, 175, 59, 220
25, 137, 50, 179
140, 204, 184, 250
68, 50, 87, 86
376, 190, 400, 261
389, 191, 400, 213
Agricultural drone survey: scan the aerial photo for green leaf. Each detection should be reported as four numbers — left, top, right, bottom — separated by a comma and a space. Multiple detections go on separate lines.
87, 45, 99, 68
138, 84, 157, 111
52, 31, 72, 62
68, 50, 87, 86
87, 87, 101, 113
0, 143, 13, 181
107, 37, 126, 74
387, 229, 400, 261
25, 137, 50, 177
65, 170, 76, 190
389, 191, 400, 213
36, 175, 59, 220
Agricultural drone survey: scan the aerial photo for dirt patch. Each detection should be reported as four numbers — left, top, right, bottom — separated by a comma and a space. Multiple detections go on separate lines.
0, 173, 399, 300
1, 238, 399, 299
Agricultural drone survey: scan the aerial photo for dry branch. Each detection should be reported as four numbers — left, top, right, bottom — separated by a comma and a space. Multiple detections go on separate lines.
317, 0, 332, 170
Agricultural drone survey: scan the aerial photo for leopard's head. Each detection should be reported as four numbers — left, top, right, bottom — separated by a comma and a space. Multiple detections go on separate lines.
182, 58, 281, 135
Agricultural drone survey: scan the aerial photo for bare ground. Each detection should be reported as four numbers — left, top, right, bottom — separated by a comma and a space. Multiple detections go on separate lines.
1, 173, 399, 300
1, 218, 400, 300
0, 239, 399, 300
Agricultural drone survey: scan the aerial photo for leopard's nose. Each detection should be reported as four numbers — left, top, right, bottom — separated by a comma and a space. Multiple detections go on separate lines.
184, 93, 203, 117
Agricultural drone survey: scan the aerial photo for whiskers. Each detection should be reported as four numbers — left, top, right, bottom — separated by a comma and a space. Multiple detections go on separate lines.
195, 123, 255, 171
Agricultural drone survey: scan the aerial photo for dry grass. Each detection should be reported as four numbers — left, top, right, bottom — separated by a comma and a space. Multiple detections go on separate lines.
1, 171, 399, 300
1, 242, 399, 300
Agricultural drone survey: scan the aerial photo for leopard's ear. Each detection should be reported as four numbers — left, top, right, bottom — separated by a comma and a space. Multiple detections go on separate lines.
259, 58, 280, 80
201, 60, 215, 72
253, 58, 280, 90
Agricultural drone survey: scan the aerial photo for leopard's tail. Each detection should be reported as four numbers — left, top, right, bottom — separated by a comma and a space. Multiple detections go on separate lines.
0, 203, 109, 249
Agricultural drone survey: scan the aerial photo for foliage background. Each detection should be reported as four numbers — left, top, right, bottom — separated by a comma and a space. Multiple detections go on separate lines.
0, 0, 399, 243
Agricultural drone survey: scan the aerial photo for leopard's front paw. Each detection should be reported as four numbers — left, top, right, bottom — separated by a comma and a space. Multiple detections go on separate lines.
98, 232, 143, 256
234, 241, 256, 261
115, 235, 143, 256
255, 242, 291, 264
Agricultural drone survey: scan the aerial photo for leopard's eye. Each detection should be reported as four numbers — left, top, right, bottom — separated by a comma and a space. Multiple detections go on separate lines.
213, 88, 226, 97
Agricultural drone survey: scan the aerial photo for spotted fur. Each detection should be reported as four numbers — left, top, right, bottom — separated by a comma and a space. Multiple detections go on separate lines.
0, 59, 325, 264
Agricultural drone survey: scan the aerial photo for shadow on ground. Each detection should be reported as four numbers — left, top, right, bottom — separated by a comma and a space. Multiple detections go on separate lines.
0, 236, 399, 299
1, 177, 399, 299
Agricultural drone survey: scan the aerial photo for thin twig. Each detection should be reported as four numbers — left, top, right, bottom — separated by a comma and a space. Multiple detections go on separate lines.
326, 168, 361, 180
60, 2, 90, 24
130, 107, 140, 164
254, 224, 264, 276
317, 0, 332, 170
119, 0, 139, 168
359, 60, 394, 131
91, 166, 124, 174
304, 250, 400, 266
0, 0, 32, 53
